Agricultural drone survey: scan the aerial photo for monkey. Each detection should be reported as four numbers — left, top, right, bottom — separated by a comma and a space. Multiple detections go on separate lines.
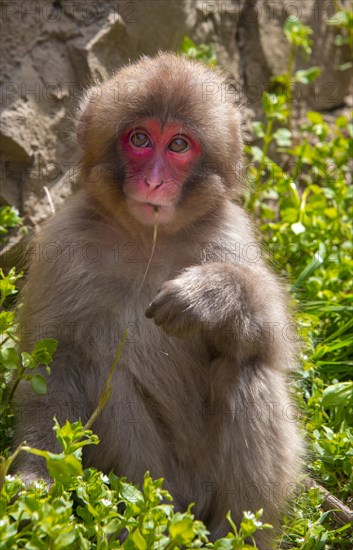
14, 53, 302, 547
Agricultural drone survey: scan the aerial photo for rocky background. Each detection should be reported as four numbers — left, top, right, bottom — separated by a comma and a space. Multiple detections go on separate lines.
0, 0, 352, 249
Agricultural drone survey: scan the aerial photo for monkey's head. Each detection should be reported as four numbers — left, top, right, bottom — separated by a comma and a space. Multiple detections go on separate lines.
77, 53, 243, 232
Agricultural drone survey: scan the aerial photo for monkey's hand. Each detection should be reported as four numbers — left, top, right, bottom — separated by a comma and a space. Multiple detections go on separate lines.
145, 263, 290, 363
146, 265, 225, 338
145, 263, 258, 340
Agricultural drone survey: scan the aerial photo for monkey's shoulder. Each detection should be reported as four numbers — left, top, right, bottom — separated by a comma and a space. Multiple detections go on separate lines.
38, 191, 105, 237
198, 200, 263, 263
224, 200, 254, 228
29, 191, 120, 263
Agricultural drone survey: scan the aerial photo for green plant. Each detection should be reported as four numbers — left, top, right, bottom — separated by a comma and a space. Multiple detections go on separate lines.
245, 14, 353, 549
270, 16, 321, 125
0, 267, 58, 454
327, 3, 353, 69
1, 419, 270, 548
0, 206, 21, 238
178, 36, 217, 66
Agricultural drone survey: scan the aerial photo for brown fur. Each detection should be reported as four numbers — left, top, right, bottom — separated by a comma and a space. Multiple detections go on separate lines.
15, 53, 302, 548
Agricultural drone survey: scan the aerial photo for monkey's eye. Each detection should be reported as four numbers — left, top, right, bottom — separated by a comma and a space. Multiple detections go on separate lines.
130, 132, 151, 148
168, 137, 190, 153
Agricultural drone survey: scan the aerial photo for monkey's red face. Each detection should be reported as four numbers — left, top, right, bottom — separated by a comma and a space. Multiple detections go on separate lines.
119, 119, 202, 225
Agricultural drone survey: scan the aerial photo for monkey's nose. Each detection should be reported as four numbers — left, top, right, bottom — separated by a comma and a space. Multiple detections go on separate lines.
144, 176, 164, 189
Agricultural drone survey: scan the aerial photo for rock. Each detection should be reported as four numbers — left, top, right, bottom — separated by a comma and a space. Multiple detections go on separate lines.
0, 100, 36, 206
68, 12, 128, 82
22, 168, 77, 224
0, 101, 35, 162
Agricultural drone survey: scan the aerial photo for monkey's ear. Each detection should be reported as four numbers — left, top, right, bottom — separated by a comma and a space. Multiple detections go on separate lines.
76, 85, 102, 147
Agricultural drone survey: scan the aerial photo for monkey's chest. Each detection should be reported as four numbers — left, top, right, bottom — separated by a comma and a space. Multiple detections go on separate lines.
91, 311, 210, 441
118, 318, 210, 420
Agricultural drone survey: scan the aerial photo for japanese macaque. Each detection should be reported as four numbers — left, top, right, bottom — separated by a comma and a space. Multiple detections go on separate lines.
15, 53, 302, 547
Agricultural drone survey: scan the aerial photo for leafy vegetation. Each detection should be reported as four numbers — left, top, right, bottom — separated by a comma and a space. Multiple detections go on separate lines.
1, 11, 353, 549
1, 419, 272, 549
245, 13, 353, 549
178, 36, 217, 66
0, 206, 21, 239
327, 1, 353, 71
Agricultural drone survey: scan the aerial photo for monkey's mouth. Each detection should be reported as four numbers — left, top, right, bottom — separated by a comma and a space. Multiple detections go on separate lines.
132, 199, 166, 210
145, 202, 160, 211
127, 198, 175, 225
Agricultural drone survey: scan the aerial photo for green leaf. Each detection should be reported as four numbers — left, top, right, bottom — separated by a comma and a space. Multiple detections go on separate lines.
240, 510, 262, 537
0, 310, 15, 334
335, 34, 349, 46
178, 37, 217, 65
252, 121, 265, 138
30, 374, 48, 395
283, 16, 313, 55
335, 115, 349, 128
281, 208, 299, 222
339, 61, 353, 71
293, 243, 327, 289
270, 73, 291, 88
327, 10, 351, 27
321, 382, 353, 407
46, 453, 83, 481
130, 527, 147, 549
249, 145, 264, 162
0, 268, 22, 304
0, 347, 19, 370
21, 351, 37, 370
262, 92, 289, 122
24, 446, 84, 482
291, 222, 305, 234
53, 418, 99, 454
0, 206, 21, 235
54, 529, 77, 548
295, 67, 321, 84
307, 111, 324, 124
273, 128, 292, 147
169, 517, 195, 542
33, 338, 58, 365
323, 207, 338, 219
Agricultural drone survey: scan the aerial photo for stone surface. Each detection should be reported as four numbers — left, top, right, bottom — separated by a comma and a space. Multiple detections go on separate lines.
68, 12, 128, 83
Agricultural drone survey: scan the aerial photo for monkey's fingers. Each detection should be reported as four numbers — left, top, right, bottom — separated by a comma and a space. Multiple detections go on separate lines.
145, 293, 183, 325
146, 298, 201, 338
145, 302, 157, 319
145, 281, 181, 318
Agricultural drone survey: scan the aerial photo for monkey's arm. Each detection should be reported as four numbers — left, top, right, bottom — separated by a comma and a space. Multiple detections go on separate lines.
145, 263, 293, 368
13, 196, 98, 483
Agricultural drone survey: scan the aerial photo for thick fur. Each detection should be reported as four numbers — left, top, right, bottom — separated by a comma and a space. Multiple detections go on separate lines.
15, 53, 302, 548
